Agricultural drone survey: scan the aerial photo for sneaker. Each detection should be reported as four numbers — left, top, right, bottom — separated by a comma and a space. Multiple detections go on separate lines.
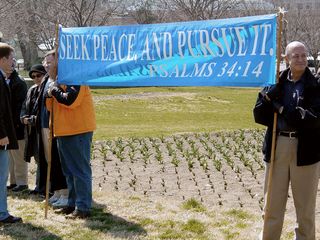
0, 215, 22, 224
52, 196, 68, 209
66, 209, 91, 219
49, 192, 61, 204
12, 185, 28, 192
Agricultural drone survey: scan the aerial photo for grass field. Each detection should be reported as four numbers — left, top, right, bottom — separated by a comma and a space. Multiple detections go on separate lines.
92, 87, 262, 139
2, 87, 319, 240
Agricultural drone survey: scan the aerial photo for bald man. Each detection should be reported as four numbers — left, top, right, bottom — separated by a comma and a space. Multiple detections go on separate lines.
254, 41, 320, 240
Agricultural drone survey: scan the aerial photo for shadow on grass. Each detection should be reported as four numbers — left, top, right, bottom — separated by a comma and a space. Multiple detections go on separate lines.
84, 201, 147, 239
0, 222, 62, 240
7, 193, 147, 239
7, 190, 46, 202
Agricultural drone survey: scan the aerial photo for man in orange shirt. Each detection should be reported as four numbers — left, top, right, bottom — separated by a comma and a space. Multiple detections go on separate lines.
47, 50, 96, 218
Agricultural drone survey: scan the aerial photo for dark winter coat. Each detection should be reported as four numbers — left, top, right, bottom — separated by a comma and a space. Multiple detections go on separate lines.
253, 68, 320, 166
8, 70, 27, 140
20, 84, 40, 162
0, 71, 18, 150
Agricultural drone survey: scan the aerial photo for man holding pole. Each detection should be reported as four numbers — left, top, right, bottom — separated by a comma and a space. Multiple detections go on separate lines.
41, 51, 68, 208
46, 50, 96, 219
254, 41, 320, 239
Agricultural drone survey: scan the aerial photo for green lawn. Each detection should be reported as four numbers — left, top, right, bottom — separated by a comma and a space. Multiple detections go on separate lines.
92, 87, 263, 140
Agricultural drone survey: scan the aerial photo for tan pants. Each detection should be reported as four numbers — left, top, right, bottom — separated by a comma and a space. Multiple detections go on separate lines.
262, 136, 320, 240
8, 139, 28, 186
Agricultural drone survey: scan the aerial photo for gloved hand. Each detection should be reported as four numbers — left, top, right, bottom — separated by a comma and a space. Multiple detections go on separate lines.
265, 84, 281, 102
273, 101, 284, 114
258, 87, 284, 113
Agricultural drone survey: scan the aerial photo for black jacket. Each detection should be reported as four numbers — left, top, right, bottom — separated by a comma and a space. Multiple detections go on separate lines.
36, 75, 49, 131
253, 68, 320, 166
0, 72, 18, 150
20, 84, 40, 162
8, 70, 27, 140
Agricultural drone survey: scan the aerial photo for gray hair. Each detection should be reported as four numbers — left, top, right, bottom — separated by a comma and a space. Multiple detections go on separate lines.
285, 41, 307, 57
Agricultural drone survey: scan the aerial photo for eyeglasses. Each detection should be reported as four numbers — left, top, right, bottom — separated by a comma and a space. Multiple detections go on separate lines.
31, 73, 43, 79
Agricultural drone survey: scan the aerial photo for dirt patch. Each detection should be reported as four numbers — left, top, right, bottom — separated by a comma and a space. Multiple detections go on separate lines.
91, 129, 320, 239
23, 129, 319, 239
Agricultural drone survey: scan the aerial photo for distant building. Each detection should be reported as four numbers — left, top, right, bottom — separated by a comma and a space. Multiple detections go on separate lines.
109, 16, 138, 26
242, 0, 275, 9
265, 0, 320, 10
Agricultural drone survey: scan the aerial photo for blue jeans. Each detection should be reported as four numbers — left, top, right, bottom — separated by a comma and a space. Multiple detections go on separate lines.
57, 132, 93, 212
0, 150, 9, 220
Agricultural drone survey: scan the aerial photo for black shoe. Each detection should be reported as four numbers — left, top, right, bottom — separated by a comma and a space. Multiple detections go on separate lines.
6, 184, 17, 190
12, 185, 28, 192
29, 189, 39, 195
54, 206, 75, 215
38, 191, 51, 199
66, 209, 91, 219
0, 215, 22, 224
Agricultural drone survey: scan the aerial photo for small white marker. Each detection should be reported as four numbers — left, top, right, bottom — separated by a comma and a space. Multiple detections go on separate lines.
4, 144, 7, 150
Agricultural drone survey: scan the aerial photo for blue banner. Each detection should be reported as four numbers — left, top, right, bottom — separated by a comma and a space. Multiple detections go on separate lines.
58, 14, 277, 87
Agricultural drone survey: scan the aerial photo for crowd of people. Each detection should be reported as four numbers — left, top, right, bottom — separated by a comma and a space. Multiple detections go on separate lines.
0, 43, 96, 224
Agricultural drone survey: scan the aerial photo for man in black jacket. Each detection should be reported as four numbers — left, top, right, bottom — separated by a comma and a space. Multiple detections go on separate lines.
254, 41, 320, 240
6, 62, 28, 192
0, 42, 22, 223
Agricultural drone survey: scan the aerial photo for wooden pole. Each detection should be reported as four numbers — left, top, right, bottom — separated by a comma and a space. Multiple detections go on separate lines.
45, 22, 60, 219
262, 8, 285, 239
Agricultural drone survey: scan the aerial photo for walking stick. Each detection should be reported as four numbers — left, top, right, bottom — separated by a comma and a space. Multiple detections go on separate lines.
262, 8, 285, 239
45, 22, 60, 219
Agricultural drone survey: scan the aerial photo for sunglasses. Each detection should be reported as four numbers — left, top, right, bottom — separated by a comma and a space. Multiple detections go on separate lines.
31, 73, 43, 79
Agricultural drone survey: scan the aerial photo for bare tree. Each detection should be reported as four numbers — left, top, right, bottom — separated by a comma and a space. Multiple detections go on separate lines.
284, 10, 320, 72
0, 0, 125, 69
0, 0, 41, 69
31, 0, 123, 50
52, 0, 121, 27
237, 0, 275, 17
0, 1, 11, 18
166, 0, 243, 21
129, 0, 169, 24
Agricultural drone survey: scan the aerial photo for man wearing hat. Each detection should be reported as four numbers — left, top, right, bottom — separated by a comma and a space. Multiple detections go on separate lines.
28, 64, 46, 86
